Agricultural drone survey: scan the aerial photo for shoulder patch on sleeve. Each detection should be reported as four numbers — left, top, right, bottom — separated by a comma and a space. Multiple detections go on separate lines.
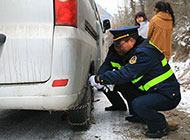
129, 55, 137, 64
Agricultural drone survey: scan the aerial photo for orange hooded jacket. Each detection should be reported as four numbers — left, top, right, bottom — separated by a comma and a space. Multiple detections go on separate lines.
147, 12, 173, 61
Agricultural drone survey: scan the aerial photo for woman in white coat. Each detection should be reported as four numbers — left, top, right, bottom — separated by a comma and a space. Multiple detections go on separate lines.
135, 11, 149, 39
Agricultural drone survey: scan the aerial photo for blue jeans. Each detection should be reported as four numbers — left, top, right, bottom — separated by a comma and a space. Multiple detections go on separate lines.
132, 93, 181, 132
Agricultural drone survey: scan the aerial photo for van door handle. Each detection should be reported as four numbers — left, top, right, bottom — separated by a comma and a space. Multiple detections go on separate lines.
0, 34, 6, 44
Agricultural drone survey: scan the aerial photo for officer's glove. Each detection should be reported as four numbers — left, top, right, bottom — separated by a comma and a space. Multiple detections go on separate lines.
89, 75, 104, 89
89, 75, 98, 87
96, 83, 104, 89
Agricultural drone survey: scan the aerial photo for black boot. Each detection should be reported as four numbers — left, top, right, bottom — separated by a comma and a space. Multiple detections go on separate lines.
145, 125, 171, 138
105, 106, 127, 111
125, 115, 146, 124
101, 89, 127, 111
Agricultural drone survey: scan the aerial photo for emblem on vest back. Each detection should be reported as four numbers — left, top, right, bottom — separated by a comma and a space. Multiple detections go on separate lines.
129, 55, 137, 64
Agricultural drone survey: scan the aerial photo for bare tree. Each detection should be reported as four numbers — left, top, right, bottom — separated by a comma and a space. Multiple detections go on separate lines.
183, 0, 190, 19
130, 0, 136, 17
139, 0, 145, 12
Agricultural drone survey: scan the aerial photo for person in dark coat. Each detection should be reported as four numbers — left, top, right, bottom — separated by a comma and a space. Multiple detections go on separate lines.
89, 26, 181, 138
95, 43, 144, 115
96, 43, 128, 111
90, 40, 141, 114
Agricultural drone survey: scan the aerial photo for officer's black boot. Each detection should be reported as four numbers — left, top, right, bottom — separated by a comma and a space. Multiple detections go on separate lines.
105, 105, 127, 111
102, 90, 127, 111
125, 115, 146, 124
145, 125, 171, 138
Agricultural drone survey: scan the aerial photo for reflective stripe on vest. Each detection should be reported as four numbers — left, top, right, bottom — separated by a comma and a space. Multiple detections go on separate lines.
149, 41, 167, 67
132, 75, 143, 84
161, 57, 167, 67
131, 57, 168, 84
138, 68, 173, 91
110, 61, 122, 70
131, 41, 173, 91
149, 41, 162, 53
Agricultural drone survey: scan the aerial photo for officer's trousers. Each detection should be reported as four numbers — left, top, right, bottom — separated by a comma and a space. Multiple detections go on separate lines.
132, 93, 181, 132
103, 85, 126, 109
104, 82, 142, 114
117, 82, 146, 114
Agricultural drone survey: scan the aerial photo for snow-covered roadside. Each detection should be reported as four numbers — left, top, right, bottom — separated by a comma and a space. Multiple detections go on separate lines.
170, 58, 190, 114
178, 89, 190, 114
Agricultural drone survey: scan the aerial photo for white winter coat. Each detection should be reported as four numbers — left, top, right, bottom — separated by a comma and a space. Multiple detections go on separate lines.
138, 21, 149, 39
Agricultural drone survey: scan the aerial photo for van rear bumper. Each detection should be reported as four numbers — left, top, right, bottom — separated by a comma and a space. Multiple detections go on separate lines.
0, 93, 81, 110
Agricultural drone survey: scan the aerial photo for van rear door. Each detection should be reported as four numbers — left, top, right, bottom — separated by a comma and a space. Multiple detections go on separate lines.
0, 0, 54, 84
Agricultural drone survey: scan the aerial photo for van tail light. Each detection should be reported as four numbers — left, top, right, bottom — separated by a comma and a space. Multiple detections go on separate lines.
55, 0, 77, 27
52, 79, 69, 87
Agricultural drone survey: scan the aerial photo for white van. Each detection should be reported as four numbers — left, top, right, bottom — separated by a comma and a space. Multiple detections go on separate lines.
0, 0, 110, 129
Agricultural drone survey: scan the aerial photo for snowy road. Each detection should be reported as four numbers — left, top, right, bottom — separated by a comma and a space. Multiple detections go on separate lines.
0, 91, 144, 140
0, 89, 189, 140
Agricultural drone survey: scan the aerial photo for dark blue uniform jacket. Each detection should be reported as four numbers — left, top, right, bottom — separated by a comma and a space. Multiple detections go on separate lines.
98, 37, 181, 99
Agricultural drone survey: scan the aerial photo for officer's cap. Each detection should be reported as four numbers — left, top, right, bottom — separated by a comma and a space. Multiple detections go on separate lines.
110, 26, 139, 43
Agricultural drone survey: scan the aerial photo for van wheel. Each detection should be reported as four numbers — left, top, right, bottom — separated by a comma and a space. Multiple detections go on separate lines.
68, 83, 94, 130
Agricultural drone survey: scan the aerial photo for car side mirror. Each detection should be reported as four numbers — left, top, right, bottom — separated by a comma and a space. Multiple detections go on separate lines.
103, 19, 111, 33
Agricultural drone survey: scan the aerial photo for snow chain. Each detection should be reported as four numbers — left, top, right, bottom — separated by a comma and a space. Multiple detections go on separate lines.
68, 118, 90, 126
70, 104, 88, 111
68, 104, 89, 126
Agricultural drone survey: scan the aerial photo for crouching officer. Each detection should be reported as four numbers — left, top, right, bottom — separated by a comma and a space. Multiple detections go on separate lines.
89, 26, 181, 138
90, 40, 140, 114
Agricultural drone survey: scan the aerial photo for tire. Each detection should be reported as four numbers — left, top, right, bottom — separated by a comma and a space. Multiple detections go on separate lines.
68, 82, 94, 130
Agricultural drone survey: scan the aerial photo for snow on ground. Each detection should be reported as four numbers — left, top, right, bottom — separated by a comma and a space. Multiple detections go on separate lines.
178, 89, 190, 114
170, 58, 190, 114
81, 92, 145, 140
